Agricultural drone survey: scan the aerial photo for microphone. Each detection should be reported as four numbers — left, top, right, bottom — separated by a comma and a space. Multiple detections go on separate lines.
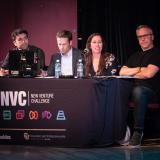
83, 48, 90, 54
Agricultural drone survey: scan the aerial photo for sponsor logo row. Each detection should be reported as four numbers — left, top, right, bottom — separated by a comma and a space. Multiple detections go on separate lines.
0, 133, 66, 141
1, 110, 66, 120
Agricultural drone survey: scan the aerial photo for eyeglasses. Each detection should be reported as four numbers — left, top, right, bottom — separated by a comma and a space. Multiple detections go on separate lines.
137, 34, 152, 40
16, 37, 28, 42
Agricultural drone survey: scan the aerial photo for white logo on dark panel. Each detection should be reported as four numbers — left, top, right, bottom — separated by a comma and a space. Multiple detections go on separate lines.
56, 110, 66, 120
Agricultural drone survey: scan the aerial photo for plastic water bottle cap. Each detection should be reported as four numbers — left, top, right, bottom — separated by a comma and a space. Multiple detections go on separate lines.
78, 59, 82, 62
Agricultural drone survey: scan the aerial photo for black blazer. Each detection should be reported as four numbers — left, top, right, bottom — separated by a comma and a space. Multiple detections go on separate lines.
47, 48, 83, 76
1, 45, 45, 74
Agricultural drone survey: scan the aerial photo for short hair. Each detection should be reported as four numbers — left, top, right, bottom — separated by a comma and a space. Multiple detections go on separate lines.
11, 28, 28, 41
56, 30, 72, 41
136, 25, 153, 34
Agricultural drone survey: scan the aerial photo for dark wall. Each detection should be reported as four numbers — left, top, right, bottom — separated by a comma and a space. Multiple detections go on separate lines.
0, 0, 77, 65
78, 0, 160, 65
1, 0, 160, 66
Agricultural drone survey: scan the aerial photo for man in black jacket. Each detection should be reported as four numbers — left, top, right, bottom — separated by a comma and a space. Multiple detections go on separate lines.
1, 28, 45, 76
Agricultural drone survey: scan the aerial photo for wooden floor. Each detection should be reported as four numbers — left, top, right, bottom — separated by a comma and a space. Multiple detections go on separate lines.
0, 138, 160, 160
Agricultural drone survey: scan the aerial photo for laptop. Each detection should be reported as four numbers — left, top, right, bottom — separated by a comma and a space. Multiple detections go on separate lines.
8, 50, 37, 77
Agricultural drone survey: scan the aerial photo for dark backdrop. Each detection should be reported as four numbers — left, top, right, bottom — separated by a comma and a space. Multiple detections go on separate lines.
1, 0, 160, 66
78, 0, 160, 65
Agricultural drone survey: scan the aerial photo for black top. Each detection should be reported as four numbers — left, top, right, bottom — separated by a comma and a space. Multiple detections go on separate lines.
126, 47, 160, 94
89, 53, 119, 76
1, 45, 45, 75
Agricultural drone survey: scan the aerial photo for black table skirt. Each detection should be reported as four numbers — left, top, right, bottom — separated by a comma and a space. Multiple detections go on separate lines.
0, 77, 133, 146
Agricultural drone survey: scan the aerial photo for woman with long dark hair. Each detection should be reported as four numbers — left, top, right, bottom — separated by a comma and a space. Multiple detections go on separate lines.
84, 33, 118, 77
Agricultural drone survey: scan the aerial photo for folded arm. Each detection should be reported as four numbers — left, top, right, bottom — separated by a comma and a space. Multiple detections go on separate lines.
119, 64, 159, 79
119, 66, 140, 76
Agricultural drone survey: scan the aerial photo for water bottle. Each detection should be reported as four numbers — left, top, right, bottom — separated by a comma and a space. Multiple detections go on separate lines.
55, 59, 61, 78
77, 59, 84, 78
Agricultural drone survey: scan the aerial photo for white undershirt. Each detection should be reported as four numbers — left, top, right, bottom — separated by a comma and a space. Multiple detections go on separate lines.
61, 48, 73, 75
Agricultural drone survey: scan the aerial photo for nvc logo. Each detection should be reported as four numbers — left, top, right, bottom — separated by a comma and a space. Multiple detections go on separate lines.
0, 91, 27, 106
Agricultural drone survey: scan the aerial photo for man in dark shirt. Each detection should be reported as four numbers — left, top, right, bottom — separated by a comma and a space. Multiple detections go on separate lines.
1, 28, 45, 76
120, 25, 160, 148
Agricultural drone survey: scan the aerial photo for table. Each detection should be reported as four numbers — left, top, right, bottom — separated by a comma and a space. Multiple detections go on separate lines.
0, 77, 133, 146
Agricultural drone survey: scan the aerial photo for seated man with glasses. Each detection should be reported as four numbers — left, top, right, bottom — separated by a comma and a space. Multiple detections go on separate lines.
0, 28, 46, 76
119, 25, 160, 148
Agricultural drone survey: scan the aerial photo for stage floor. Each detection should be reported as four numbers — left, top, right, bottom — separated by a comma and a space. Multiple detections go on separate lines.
0, 138, 160, 160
